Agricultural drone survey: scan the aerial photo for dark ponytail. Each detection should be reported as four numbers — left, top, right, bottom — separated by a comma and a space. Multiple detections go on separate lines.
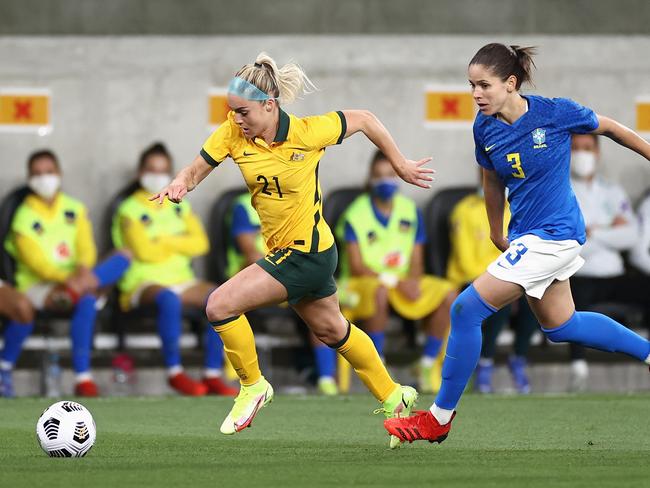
138, 142, 172, 171
469, 43, 537, 90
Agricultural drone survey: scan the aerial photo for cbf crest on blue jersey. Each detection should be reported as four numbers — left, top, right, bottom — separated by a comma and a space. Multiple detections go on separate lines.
531, 128, 547, 149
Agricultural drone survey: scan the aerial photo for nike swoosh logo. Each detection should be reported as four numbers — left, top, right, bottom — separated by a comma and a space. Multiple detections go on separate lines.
243, 151, 255, 156
485, 144, 496, 152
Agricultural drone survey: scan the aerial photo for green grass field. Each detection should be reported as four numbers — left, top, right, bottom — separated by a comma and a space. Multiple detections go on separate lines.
1, 393, 649, 488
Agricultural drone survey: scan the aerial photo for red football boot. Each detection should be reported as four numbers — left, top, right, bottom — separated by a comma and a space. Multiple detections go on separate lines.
384, 410, 455, 444
203, 377, 238, 396
74, 379, 99, 397
169, 372, 208, 396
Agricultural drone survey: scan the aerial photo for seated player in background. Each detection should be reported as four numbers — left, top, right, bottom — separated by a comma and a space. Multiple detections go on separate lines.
338, 150, 457, 393
112, 143, 237, 397
3, 149, 130, 397
447, 174, 537, 394
227, 192, 339, 395
569, 133, 650, 390
0, 281, 35, 397
630, 189, 650, 278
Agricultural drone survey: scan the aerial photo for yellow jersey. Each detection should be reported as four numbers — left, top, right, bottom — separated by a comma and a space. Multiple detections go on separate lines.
446, 193, 510, 286
201, 109, 346, 254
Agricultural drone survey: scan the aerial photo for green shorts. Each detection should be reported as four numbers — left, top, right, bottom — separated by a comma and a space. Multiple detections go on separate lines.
257, 245, 338, 305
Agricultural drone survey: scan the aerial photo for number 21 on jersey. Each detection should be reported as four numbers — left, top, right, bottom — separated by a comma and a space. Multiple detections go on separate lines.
507, 153, 526, 179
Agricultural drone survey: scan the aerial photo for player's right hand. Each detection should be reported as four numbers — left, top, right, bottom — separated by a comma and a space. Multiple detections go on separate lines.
491, 235, 510, 252
150, 178, 188, 204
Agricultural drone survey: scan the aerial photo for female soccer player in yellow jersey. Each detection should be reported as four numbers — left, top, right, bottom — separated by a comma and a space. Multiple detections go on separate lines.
152, 52, 433, 446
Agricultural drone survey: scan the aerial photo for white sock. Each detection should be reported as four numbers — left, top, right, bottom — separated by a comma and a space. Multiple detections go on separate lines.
430, 403, 454, 425
0, 360, 13, 371
644, 353, 650, 366
167, 365, 183, 377
75, 372, 92, 383
203, 368, 222, 379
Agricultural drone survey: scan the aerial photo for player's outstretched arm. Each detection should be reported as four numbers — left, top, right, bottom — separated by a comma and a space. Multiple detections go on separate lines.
483, 168, 509, 252
341, 109, 434, 189
150, 154, 214, 204
593, 115, 650, 161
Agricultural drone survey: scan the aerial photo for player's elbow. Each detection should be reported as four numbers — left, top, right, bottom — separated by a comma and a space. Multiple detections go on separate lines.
346, 109, 377, 134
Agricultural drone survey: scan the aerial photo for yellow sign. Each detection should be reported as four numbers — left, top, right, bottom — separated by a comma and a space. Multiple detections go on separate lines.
208, 89, 229, 129
636, 97, 650, 133
424, 85, 475, 128
0, 88, 51, 134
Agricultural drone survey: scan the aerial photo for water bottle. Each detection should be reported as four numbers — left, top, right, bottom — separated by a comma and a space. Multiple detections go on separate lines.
111, 353, 135, 396
41, 352, 62, 398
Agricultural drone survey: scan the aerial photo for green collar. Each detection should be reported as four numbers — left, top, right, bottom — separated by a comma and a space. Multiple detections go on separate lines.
273, 108, 290, 142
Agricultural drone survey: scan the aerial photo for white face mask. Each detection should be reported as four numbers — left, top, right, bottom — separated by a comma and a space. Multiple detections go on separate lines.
140, 172, 171, 193
29, 174, 61, 199
571, 150, 597, 179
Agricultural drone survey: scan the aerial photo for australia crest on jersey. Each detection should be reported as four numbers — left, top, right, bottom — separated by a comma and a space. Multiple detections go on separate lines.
531, 128, 547, 149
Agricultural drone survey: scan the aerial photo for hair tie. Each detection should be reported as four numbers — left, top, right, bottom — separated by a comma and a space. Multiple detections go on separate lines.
254, 62, 263, 68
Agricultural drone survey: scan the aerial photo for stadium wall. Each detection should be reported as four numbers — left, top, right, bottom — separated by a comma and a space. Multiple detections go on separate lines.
1, 36, 650, 247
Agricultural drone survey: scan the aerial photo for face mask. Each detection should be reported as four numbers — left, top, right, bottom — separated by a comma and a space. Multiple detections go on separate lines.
140, 172, 171, 193
371, 178, 400, 201
571, 150, 597, 179
29, 174, 61, 199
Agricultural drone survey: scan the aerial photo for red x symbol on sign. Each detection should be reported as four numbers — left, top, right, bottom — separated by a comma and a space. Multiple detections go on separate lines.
441, 97, 459, 116
14, 100, 32, 120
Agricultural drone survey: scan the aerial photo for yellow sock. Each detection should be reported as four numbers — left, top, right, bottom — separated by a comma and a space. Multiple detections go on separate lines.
336, 323, 398, 402
212, 315, 261, 386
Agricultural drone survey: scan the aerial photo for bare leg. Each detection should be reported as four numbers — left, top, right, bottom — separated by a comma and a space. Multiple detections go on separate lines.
180, 281, 216, 308
423, 289, 457, 339
363, 284, 390, 333
0, 285, 34, 323
206, 263, 287, 321
525, 279, 575, 328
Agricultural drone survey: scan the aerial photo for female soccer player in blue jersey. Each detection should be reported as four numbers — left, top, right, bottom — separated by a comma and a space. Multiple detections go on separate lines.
385, 43, 650, 444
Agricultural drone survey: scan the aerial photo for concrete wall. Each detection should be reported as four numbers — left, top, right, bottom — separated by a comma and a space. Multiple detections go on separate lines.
2, 36, 650, 253
2, 0, 650, 35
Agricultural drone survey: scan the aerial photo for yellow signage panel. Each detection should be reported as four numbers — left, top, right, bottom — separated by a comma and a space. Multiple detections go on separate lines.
208, 89, 229, 129
0, 89, 51, 134
424, 85, 475, 128
636, 97, 650, 133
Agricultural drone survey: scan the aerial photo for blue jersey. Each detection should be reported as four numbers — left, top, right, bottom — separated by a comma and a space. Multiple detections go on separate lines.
473, 95, 599, 244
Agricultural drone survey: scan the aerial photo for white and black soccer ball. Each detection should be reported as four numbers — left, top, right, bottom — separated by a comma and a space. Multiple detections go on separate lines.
36, 401, 96, 457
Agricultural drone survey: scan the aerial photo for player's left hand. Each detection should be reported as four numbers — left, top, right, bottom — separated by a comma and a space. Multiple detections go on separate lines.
395, 158, 435, 189
397, 278, 421, 301
150, 178, 189, 204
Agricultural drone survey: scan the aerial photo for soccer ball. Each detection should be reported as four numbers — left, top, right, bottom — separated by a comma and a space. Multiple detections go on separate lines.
36, 401, 96, 457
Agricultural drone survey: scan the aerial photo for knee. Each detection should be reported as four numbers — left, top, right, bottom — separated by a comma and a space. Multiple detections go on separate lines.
13, 295, 35, 324
313, 315, 348, 347
450, 286, 493, 325
205, 289, 236, 323
155, 288, 182, 314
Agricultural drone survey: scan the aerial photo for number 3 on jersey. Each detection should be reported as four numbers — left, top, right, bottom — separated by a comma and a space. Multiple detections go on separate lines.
507, 152, 526, 179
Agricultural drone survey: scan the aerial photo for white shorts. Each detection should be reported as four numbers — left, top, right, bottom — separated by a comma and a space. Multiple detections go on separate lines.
487, 234, 584, 299
130, 280, 198, 308
25, 283, 56, 310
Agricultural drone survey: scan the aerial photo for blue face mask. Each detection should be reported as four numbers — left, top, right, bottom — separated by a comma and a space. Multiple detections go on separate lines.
371, 178, 400, 201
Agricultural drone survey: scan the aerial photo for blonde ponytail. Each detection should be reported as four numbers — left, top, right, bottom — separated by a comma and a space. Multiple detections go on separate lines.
235, 52, 316, 105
